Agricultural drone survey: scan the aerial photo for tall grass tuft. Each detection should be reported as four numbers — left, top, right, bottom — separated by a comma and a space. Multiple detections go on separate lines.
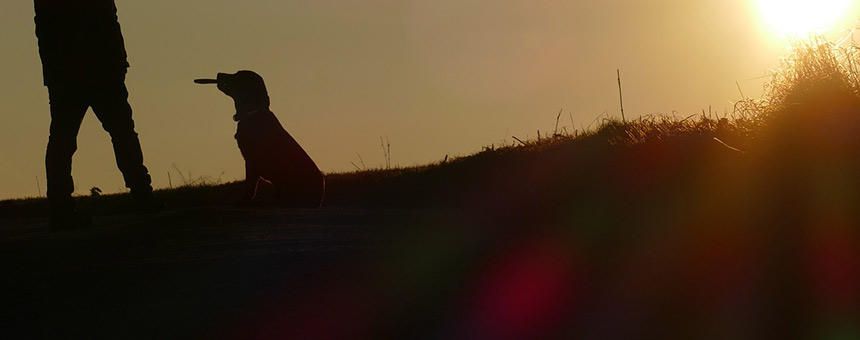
751, 36, 860, 119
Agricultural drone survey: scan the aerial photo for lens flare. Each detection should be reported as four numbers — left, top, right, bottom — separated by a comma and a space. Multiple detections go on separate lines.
758, 0, 854, 36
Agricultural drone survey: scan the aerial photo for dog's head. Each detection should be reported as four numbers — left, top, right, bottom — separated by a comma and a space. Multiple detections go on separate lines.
196, 70, 270, 112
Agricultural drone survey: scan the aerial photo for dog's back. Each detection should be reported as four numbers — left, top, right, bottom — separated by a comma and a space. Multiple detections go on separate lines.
235, 110, 320, 177
236, 109, 324, 207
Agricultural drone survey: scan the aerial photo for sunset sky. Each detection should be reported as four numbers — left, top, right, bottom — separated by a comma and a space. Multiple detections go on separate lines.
1, 0, 858, 199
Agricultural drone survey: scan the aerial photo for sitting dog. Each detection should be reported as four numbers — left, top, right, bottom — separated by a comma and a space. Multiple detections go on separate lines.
196, 71, 324, 207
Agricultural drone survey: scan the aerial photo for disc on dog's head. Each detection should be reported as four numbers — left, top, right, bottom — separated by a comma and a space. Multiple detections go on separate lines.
194, 79, 218, 84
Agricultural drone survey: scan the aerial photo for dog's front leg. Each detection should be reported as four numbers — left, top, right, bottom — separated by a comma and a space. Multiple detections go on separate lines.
244, 161, 262, 201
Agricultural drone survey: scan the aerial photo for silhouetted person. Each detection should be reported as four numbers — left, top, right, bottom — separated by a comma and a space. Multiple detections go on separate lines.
34, 0, 159, 230
195, 71, 325, 207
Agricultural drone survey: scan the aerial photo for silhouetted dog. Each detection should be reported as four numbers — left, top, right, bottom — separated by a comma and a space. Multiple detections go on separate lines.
196, 71, 324, 207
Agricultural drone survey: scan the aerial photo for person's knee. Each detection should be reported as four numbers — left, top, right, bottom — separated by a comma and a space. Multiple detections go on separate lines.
47, 132, 78, 155
94, 92, 135, 136
102, 119, 138, 140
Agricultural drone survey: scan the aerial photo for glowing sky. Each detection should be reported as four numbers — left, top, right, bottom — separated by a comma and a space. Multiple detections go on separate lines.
0, 0, 858, 199
758, 0, 855, 35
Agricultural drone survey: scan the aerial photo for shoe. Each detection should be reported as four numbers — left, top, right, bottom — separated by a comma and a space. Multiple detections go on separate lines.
132, 191, 165, 214
49, 210, 92, 232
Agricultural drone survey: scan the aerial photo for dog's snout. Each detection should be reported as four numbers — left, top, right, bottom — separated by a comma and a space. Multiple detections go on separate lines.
203, 70, 269, 107
216, 72, 234, 83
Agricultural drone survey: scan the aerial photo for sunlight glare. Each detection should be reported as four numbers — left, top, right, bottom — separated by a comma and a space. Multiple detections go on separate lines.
758, 0, 854, 36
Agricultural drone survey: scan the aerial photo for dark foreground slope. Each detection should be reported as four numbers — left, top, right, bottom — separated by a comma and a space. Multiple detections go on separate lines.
2, 107, 857, 339
2, 41, 860, 338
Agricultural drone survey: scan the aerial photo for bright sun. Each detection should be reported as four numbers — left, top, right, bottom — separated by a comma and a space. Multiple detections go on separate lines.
758, 0, 854, 36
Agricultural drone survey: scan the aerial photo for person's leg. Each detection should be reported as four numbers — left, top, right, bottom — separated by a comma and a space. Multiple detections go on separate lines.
45, 86, 89, 216
90, 80, 154, 197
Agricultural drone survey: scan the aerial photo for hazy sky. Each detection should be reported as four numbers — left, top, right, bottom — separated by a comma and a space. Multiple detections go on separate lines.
1, 0, 857, 199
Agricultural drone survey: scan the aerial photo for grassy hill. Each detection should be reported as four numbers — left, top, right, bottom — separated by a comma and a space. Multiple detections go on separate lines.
0, 114, 755, 216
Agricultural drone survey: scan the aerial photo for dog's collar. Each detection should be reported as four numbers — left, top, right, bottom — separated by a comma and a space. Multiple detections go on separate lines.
233, 108, 265, 122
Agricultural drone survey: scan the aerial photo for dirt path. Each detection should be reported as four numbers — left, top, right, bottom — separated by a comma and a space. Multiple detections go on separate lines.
1, 207, 421, 339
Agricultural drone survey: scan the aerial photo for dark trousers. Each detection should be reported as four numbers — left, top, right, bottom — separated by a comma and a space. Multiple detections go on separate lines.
45, 79, 152, 210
